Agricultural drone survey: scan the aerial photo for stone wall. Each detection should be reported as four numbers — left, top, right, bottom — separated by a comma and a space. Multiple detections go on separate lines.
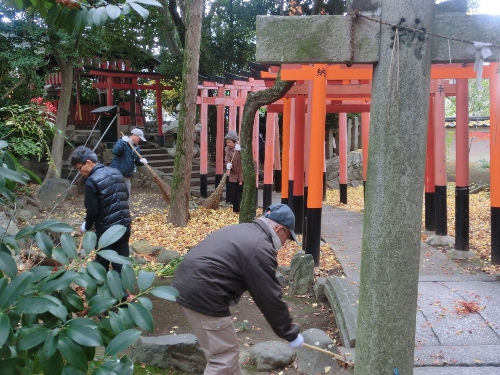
325, 150, 364, 189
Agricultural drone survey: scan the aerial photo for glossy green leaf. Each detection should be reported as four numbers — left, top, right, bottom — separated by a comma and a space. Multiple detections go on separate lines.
86, 6, 96, 27
128, 302, 153, 332
128, 1, 149, 19
120, 264, 135, 293
38, 345, 64, 375
67, 317, 99, 328
14, 296, 59, 314
117, 355, 134, 375
30, 266, 53, 282
43, 329, 59, 358
0, 166, 29, 184
120, 3, 131, 15
98, 225, 126, 249
52, 248, 70, 266
0, 140, 8, 149
0, 250, 17, 279
97, 250, 133, 265
74, 7, 88, 34
92, 6, 108, 28
74, 273, 97, 293
133, 0, 162, 5
136, 297, 152, 311
87, 297, 116, 317
83, 231, 97, 254
35, 231, 53, 257
15, 225, 35, 239
46, 222, 76, 233
0, 272, 33, 310
104, 329, 141, 356
86, 262, 107, 284
62, 364, 87, 375
40, 271, 79, 294
18, 326, 49, 350
0, 236, 19, 254
107, 270, 124, 301
0, 313, 11, 347
0, 358, 25, 374
34, 219, 62, 232
60, 234, 78, 260
66, 325, 103, 347
149, 286, 179, 301
58, 335, 88, 372
60, 288, 84, 311
106, 4, 121, 19
117, 306, 134, 327
137, 270, 155, 292
107, 311, 125, 335
46, 2, 61, 25
1, 188, 16, 204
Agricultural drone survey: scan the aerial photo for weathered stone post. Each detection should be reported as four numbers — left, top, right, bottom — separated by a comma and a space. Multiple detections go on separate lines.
355, 1, 434, 374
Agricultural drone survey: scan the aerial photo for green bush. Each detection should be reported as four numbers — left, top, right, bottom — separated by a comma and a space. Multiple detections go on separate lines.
0, 141, 179, 375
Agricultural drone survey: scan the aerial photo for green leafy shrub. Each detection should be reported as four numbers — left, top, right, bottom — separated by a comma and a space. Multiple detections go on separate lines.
0, 97, 56, 161
0, 142, 179, 375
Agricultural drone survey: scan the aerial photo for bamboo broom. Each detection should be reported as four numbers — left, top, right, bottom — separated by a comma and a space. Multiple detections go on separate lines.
302, 343, 353, 366
203, 150, 236, 210
121, 132, 171, 203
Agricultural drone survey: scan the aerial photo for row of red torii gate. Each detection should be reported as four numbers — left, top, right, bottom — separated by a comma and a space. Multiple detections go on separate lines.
194, 62, 500, 266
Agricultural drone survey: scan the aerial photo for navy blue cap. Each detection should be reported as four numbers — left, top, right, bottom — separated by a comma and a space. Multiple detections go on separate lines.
264, 204, 297, 242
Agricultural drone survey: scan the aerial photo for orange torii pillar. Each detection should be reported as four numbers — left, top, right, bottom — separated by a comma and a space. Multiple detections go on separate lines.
293, 95, 306, 234
302, 82, 314, 251
273, 116, 282, 193
306, 65, 327, 265
449, 78, 475, 258
491, 64, 500, 264
281, 98, 292, 205
432, 79, 452, 241
199, 88, 209, 198
263, 112, 276, 209
425, 94, 436, 231
361, 112, 370, 194
287, 99, 296, 211
156, 79, 164, 146
229, 88, 238, 132
216, 86, 225, 189
339, 113, 348, 204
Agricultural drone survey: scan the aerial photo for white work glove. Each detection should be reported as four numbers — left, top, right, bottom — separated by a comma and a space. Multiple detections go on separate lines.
140, 158, 148, 164
80, 222, 87, 233
288, 334, 304, 349
121, 135, 130, 143
235, 144, 241, 151
226, 163, 232, 170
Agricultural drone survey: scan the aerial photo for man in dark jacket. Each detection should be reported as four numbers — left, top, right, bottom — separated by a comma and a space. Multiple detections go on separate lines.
109, 128, 148, 202
172, 204, 304, 375
70, 146, 131, 273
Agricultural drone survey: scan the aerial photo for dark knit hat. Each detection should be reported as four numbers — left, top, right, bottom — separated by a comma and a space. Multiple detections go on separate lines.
224, 130, 238, 142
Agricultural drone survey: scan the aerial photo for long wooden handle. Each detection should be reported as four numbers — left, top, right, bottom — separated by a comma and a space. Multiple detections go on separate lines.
302, 343, 345, 361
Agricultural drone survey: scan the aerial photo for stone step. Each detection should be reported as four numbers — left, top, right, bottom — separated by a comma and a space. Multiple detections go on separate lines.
323, 276, 359, 348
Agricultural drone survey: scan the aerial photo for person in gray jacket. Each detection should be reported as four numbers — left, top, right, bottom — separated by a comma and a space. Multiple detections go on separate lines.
171, 204, 304, 375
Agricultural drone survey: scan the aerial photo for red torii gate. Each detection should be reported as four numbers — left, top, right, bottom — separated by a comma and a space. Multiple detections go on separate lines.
258, 62, 499, 265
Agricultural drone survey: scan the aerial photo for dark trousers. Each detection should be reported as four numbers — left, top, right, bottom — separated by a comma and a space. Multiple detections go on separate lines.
227, 181, 243, 213
95, 228, 131, 274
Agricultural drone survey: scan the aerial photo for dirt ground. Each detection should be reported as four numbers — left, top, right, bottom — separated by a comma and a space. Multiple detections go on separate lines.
44, 187, 347, 374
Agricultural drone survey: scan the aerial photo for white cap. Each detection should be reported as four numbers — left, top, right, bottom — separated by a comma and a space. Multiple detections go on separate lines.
131, 128, 146, 141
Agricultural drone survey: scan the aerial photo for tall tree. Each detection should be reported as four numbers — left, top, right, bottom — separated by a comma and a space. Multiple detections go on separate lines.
168, 0, 203, 226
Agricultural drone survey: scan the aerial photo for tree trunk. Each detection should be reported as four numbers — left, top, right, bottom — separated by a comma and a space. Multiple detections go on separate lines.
44, 57, 74, 182
167, 0, 203, 227
239, 71, 294, 223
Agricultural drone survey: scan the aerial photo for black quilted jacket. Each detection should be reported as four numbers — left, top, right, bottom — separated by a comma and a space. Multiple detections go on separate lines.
83, 164, 131, 234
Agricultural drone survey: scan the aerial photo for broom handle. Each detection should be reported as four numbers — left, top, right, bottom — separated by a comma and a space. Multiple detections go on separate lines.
302, 343, 345, 361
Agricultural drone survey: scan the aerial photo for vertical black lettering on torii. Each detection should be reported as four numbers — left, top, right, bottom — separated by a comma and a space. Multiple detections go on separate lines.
496, 67, 499, 74
461, 63, 468, 68
437, 84, 445, 95
389, 18, 426, 61
317, 67, 326, 77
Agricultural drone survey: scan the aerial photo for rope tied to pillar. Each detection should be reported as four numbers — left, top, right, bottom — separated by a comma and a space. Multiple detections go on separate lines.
347, 11, 361, 67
